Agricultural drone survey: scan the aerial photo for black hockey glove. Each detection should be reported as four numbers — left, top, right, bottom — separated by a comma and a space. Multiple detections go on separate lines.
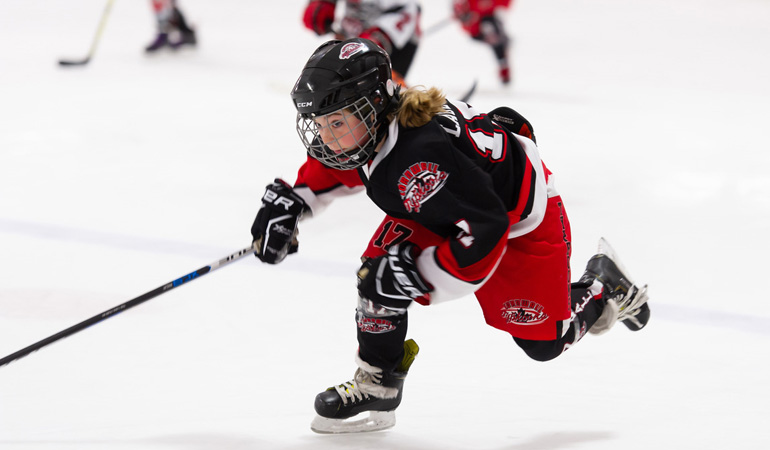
357, 243, 433, 309
251, 178, 306, 264
489, 106, 537, 144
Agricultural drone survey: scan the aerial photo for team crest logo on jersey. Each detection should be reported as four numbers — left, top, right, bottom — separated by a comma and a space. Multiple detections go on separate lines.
398, 162, 449, 213
357, 317, 396, 334
339, 42, 366, 59
501, 299, 549, 325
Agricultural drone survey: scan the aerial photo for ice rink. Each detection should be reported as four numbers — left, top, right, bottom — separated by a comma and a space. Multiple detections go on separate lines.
1, 0, 769, 448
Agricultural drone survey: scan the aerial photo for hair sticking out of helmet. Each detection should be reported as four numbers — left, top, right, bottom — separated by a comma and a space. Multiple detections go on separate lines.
291, 38, 400, 170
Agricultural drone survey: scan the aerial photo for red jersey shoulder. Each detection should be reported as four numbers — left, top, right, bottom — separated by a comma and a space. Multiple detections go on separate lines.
295, 155, 364, 192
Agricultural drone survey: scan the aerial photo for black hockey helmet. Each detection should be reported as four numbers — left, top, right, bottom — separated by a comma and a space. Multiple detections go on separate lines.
291, 38, 400, 170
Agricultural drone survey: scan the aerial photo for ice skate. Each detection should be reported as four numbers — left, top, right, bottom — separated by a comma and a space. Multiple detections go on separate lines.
310, 339, 419, 434
144, 32, 171, 53
581, 238, 650, 334
145, 29, 196, 53
170, 28, 197, 50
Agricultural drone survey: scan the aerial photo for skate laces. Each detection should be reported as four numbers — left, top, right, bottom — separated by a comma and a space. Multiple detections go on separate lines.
333, 368, 394, 406
614, 284, 649, 321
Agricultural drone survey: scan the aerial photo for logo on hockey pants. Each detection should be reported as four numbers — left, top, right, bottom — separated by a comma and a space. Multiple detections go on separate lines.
501, 299, 549, 325
357, 317, 396, 334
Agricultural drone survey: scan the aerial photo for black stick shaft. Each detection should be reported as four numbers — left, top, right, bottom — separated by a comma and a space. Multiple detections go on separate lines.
424, 17, 453, 35
58, 0, 115, 67
460, 79, 478, 103
0, 245, 255, 368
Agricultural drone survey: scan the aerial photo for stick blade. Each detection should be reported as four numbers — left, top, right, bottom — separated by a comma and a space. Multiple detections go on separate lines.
58, 57, 91, 67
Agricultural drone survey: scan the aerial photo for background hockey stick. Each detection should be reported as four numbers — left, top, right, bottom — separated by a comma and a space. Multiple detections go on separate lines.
0, 243, 256, 368
58, 0, 115, 66
459, 79, 478, 103
423, 17, 453, 36
331, 16, 454, 40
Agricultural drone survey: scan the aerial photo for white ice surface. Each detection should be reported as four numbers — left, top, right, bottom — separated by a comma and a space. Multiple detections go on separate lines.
1, 0, 769, 449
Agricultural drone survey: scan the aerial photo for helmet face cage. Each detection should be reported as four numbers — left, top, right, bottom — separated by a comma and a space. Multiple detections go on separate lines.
296, 96, 379, 170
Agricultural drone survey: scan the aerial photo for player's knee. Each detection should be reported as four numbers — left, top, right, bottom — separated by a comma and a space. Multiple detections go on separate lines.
513, 336, 565, 362
356, 296, 408, 319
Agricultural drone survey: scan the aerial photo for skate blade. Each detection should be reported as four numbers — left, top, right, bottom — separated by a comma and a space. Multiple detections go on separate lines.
310, 410, 396, 434
597, 237, 636, 285
143, 44, 197, 58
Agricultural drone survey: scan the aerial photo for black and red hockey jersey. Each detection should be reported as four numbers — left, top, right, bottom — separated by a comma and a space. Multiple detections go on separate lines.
293, 99, 551, 303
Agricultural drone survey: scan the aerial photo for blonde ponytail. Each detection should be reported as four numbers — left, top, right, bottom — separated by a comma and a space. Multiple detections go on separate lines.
395, 86, 447, 128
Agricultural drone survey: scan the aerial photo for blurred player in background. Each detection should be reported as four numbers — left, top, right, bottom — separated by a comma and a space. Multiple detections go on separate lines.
301, 0, 421, 86
145, 0, 197, 53
453, 0, 512, 84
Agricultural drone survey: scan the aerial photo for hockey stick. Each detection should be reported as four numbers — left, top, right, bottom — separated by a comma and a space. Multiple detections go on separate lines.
459, 79, 478, 103
0, 244, 256, 368
423, 17, 453, 36
58, 0, 116, 66
332, 16, 453, 39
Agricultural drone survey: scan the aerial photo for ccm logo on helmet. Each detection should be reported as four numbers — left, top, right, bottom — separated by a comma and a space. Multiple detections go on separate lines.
296, 101, 313, 108
339, 42, 366, 59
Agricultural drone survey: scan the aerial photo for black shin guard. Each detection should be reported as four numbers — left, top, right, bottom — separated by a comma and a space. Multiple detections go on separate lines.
355, 297, 408, 372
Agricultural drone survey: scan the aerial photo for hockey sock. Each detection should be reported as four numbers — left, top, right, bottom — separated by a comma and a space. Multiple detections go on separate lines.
569, 279, 606, 331
512, 281, 606, 361
355, 298, 408, 372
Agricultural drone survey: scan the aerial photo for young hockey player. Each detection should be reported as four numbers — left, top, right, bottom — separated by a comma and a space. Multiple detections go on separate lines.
250, 38, 651, 433
301, 0, 421, 86
145, 0, 196, 53
453, 0, 513, 84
